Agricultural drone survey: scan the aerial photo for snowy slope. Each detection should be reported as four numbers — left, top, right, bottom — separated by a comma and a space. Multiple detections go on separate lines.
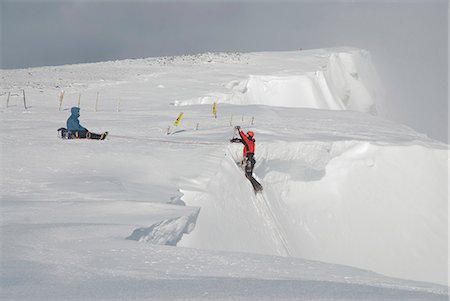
1, 48, 448, 300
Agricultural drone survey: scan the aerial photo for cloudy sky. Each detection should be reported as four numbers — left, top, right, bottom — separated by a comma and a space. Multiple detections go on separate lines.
1, 0, 448, 142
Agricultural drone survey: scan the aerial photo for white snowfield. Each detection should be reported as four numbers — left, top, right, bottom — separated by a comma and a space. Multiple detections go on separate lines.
1, 48, 448, 300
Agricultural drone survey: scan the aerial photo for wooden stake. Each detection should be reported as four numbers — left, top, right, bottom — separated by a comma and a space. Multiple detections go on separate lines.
23, 90, 27, 109
117, 98, 121, 112
59, 90, 65, 111
251, 116, 254, 125
6, 92, 10, 108
77, 94, 81, 108
95, 92, 99, 112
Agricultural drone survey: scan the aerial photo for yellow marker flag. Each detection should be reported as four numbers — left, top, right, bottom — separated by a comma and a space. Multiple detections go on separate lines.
174, 112, 184, 126
212, 102, 217, 118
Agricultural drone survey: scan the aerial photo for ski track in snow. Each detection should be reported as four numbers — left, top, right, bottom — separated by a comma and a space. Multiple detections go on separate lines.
1, 48, 448, 300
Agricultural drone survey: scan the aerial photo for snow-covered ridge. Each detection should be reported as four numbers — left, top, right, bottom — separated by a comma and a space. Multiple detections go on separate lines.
1, 52, 246, 91
1, 47, 448, 300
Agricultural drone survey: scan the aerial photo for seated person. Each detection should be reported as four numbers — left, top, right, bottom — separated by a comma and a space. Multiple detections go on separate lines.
66, 107, 107, 140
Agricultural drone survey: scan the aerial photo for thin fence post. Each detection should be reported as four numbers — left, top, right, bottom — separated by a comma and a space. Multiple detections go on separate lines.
59, 90, 65, 111
117, 98, 121, 112
77, 94, 81, 108
195, 123, 199, 130
23, 90, 27, 109
251, 116, 254, 125
95, 92, 99, 112
241, 114, 244, 122
6, 92, 10, 108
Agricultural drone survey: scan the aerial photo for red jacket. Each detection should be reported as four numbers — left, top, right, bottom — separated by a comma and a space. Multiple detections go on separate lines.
238, 130, 255, 156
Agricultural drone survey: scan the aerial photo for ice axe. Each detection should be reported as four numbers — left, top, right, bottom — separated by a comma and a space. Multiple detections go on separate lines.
230, 125, 240, 142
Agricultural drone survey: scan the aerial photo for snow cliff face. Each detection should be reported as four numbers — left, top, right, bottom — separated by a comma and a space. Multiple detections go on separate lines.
231, 52, 377, 113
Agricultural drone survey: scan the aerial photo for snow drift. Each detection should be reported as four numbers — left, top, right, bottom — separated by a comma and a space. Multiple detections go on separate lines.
176, 49, 380, 113
180, 138, 447, 285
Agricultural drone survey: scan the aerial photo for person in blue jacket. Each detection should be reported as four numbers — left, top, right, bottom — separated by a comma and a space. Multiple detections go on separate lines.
67, 107, 87, 133
65, 107, 107, 140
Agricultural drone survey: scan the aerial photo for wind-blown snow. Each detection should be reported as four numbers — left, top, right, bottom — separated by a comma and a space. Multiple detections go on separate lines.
1, 48, 448, 300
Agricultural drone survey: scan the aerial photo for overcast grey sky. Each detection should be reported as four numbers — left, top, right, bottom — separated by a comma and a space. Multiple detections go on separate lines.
1, 0, 448, 142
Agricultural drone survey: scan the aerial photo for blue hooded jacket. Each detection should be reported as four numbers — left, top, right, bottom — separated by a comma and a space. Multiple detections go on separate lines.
67, 107, 87, 132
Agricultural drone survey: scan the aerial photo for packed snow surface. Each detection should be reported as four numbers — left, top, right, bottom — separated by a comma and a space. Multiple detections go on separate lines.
1, 48, 448, 300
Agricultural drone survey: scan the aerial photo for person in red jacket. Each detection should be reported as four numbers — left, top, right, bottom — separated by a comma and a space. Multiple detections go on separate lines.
230, 126, 256, 179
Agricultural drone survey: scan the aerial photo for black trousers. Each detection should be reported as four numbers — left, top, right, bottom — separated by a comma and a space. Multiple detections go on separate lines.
71, 131, 102, 140
244, 153, 255, 178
